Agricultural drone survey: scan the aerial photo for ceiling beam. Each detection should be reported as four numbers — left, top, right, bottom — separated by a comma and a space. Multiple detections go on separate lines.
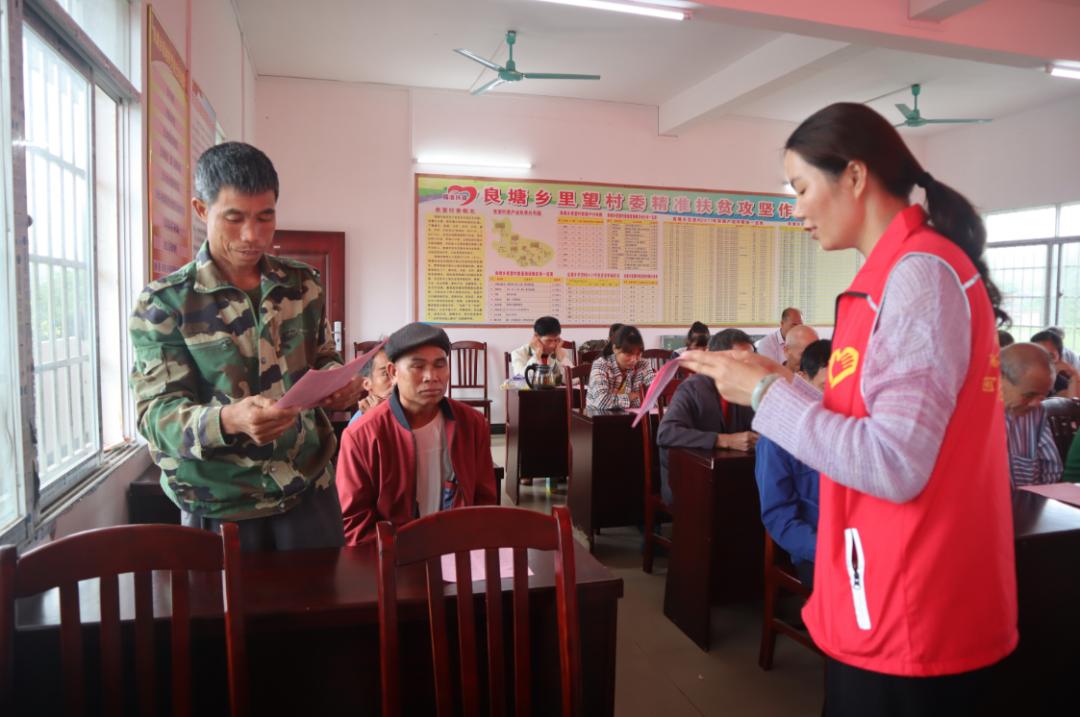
908, 0, 986, 22
692, 0, 1080, 67
659, 35, 848, 136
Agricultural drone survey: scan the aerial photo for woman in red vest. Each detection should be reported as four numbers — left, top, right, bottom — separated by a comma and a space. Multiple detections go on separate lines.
682, 103, 1016, 715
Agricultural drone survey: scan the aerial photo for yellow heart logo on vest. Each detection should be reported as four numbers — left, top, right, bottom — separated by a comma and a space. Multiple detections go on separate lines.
828, 347, 860, 388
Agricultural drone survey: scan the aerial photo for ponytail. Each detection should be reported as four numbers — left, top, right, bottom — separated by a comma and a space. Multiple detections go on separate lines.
785, 102, 1009, 326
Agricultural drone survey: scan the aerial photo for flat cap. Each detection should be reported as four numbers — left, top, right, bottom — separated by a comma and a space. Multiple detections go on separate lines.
385, 322, 451, 362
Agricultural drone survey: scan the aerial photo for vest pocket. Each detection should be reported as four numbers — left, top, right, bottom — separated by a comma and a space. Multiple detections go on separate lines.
844, 527, 872, 631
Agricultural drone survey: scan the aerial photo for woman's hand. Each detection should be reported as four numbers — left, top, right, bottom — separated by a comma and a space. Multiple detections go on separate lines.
679, 349, 794, 406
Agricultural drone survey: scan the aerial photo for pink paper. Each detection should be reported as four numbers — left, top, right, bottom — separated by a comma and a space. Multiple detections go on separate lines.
275, 340, 387, 410
631, 357, 683, 427
1020, 482, 1080, 509
440, 548, 534, 583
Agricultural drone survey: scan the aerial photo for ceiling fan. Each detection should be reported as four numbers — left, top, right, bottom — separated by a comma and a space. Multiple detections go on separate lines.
893, 83, 991, 128
454, 30, 601, 96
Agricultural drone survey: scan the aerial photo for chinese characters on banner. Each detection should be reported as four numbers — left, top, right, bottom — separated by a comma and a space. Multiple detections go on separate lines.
416, 175, 859, 327
147, 8, 190, 280
189, 81, 219, 255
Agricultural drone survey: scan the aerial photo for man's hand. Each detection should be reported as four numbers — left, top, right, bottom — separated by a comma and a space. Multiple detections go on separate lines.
717, 431, 759, 452
221, 396, 301, 445
529, 335, 544, 354
320, 375, 366, 412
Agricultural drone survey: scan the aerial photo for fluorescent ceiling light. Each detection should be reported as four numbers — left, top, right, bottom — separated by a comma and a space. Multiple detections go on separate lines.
1047, 63, 1080, 80
533, 0, 687, 21
415, 154, 533, 170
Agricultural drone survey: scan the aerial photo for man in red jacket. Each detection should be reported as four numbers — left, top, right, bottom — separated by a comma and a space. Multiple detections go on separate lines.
336, 322, 496, 544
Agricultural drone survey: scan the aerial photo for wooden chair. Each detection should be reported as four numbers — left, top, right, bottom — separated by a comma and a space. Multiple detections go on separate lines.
376, 505, 582, 717
577, 349, 601, 369
450, 340, 492, 421
564, 364, 591, 420
641, 376, 683, 573
560, 339, 576, 358
1043, 397, 1080, 462
354, 340, 381, 358
0, 523, 248, 717
641, 348, 675, 374
758, 532, 820, 670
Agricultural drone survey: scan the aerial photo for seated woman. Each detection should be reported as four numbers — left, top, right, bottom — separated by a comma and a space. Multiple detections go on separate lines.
673, 321, 709, 355
586, 324, 654, 410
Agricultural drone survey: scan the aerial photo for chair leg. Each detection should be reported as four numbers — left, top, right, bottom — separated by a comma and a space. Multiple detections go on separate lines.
758, 576, 778, 670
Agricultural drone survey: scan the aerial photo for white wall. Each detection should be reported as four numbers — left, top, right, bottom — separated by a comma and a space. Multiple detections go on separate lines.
258, 79, 850, 422
923, 94, 1080, 213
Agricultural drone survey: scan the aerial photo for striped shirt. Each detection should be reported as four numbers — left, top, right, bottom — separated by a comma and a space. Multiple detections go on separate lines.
586, 354, 655, 410
1004, 405, 1063, 486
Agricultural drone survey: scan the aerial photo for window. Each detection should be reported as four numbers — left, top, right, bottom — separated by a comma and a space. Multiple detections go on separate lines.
54, 0, 132, 79
986, 202, 1080, 352
0, 0, 139, 540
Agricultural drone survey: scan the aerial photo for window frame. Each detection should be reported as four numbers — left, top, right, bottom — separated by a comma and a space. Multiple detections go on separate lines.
0, 0, 141, 545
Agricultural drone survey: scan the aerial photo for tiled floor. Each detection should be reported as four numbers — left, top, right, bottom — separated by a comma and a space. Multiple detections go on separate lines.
491, 434, 824, 716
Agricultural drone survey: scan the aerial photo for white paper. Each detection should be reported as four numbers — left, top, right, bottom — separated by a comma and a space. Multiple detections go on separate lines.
1020, 482, 1080, 509
440, 548, 534, 583
275, 340, 386, 410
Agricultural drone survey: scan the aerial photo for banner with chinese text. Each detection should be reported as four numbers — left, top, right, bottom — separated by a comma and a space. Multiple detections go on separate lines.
415, 175, 859, 327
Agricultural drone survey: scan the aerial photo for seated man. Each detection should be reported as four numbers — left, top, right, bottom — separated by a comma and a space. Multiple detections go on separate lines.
674, 321, 709, 355
1048, 327, 1080, 373
754, 339, 830, 588
1001, 343, 1063, 486
348, 347, 392, 426
336, 323, 497, 544
586, 324, 654, 410
755, 307, 802, 364
1031, 329, 1079, 397
509, 315, 572, 379
655, 329, 758, 504
781, 324, 819, 371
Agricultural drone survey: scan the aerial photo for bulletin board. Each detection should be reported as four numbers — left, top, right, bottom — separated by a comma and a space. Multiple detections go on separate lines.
415, 174, 859, 327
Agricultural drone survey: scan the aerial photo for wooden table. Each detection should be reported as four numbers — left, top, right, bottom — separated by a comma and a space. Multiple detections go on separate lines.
504, 387, 569, 504
664, 446, 760, 650
12, 540, 622, 715
567, 408, 653, 549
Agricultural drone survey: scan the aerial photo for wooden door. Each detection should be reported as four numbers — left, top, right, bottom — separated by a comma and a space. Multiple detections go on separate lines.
270, 230, 346, 354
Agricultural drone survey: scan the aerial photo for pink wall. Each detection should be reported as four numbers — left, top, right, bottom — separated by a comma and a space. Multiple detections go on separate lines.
258, 79, 863, 423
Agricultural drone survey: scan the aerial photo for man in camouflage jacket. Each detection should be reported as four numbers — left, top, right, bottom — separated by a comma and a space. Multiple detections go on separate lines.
130, 143, 363, 550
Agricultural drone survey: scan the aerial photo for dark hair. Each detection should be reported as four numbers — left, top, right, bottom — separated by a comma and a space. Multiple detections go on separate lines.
359, 348, 386, 378
997, 330, 1015, 348
785, 103, 1008, 325
603, 324, 644, 357
608, 323, 624, 341
709, 328, 753, 352
194, 142, 280, 205
686, 321, 710, 348
533, 316, 562, 337
1047, 326, 1065, 340
799, 339, 832, 380
1031, 330, 1063, 355
781, 307, 801, 322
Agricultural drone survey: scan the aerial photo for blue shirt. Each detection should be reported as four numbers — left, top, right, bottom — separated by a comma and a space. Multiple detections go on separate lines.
754, 435, 819, 565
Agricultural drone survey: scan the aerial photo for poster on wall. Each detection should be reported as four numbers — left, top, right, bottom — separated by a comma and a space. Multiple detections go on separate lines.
190, 80, 219, 255
415, 174, 859, 327
146, 7, 190, 280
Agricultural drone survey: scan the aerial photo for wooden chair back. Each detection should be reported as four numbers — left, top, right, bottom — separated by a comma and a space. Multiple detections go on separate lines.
354, 340, 381, 358
564, 364, 591, 420
656, 376, 684, 420
376, 506, 582, 717
450, 340, 492, 421
758, 532, 819, 670
1042, 397, 1080, 462
560, 339, 576, 357
577, 350, 601, 369
641, 348, 675, 374
0, 523, 247, 717
640, 409, 670, 574
504, 352, 513, 381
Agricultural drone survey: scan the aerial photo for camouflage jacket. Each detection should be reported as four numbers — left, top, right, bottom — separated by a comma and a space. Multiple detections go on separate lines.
129, 242, 343, 520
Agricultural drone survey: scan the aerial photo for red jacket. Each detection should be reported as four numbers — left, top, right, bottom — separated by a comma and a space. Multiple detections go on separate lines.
336, 389, 497, 545
804, 205, 1017, 676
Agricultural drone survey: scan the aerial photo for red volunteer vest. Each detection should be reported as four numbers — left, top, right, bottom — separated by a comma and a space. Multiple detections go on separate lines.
803, 205, 1017, 676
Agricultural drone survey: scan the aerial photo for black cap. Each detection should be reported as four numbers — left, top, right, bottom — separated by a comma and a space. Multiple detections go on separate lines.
385, 322, 451, 362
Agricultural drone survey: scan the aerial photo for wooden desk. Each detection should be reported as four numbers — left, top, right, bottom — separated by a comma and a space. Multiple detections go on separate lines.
664, 446, 760, 650
12, 541, 621, 715
504, 388, 569, 504
1001, 490, 1080, 713
568, 408, 652, 549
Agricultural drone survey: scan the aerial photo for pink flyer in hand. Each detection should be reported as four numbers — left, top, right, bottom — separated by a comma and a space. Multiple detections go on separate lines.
631, 357, 683, 428
276, 340, 387, 410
